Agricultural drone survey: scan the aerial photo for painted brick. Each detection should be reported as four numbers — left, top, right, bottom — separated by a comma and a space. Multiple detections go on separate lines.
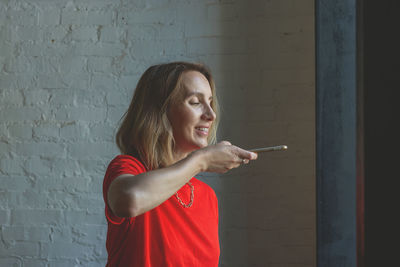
36, 177, 89, 193
0, 242, 40, 257
0, 177, 31, 192
58, 55, 88, 74
21, 259, 47, 267
72, 0, 120, 11
0, 142, 12, 158
70, 42, 125, 57
0, 73, 36, 89
41, 25, 69, 43
88, 123, 115, 142
61, 10, 114, 26
23, 157, 52, 177
28, 56, 59, 76
11, 209, 63, 226
0, 25, 12, 42
0, 107, 43, 122
74, 90, 106, 107
119, 75, 140, 92
55, 107, 106, 122
120, 8, 176, 25
88, 56, 113, 73
4, 56, 33, 73
63, 210, 106, 225
99, 26, 125, 43
36, 73, 90, 89
112, 57, 146, 75
0, 258, 22, 266
41, 241, 92, 258
12, 26, 42, 42
70, 26, 98, 42
17, 190, 49, 209
51, 158, 81, 177
48, 90, 76, 106
2, 226, 50, 242
67, 141, 117, 159
50, 226, 73, 243
7, 123, 33, 140
105, 90, 129, 107
33, 123, 60, 140
0, 158, 25, 175
127, 23, 184, 40
43, 259, 76, 267
0, 41, 13, 59
15, 142, 66, 158
7, 10, 38, 26
38, 8, 61, 26
90, 74, 116, 91
104, 106, 127, 124
71, 224, 107, 244
78, 159, 108, 176
0, 210, 9, 225
60, 121, 90, 140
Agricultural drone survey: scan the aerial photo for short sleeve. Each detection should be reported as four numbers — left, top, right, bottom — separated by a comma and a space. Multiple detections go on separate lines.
103, 155, 146, 225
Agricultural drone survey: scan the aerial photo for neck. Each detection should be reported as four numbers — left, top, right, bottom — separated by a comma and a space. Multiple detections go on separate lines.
172, 151, 189, 163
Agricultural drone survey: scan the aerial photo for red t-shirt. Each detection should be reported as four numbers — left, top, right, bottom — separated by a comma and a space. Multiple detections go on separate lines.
103, 155, 220, 267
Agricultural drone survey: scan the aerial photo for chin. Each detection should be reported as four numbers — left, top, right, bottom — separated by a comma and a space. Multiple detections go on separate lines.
196, 140, 209, 148
188, 142, 208, 152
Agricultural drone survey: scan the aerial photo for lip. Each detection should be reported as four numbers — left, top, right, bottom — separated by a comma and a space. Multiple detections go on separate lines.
195, 126, 210, 136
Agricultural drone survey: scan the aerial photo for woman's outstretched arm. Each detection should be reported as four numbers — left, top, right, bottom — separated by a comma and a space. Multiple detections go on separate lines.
107, 141, 257, 218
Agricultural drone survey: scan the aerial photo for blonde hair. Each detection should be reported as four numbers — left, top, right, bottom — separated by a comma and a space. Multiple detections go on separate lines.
116, 62, 219, 170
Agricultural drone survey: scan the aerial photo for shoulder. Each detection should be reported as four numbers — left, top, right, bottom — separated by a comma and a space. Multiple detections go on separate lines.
103, 155, 146, 191
106, 155, 147, 175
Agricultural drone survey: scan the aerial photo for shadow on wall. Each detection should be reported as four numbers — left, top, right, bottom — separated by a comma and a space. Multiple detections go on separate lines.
217, 1, 316, 266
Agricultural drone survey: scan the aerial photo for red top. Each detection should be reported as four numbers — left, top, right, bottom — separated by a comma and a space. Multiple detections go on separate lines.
103, 155, 220, 267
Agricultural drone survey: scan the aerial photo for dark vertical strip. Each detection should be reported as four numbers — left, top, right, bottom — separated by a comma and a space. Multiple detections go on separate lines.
316, 0, 357, 266
356, 0, 365, 266
363, 1, 400, 266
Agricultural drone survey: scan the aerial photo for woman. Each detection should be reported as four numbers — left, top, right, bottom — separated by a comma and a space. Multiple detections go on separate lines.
103, 62, 258, 266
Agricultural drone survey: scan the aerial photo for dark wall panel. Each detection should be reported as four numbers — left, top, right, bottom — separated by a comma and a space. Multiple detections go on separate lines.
316, 0, 357, 266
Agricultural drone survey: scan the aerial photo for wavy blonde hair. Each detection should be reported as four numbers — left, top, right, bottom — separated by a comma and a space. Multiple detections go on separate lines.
116, 62, 219, 170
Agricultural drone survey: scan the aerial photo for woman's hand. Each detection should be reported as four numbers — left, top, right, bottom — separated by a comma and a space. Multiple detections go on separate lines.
195, 141, 258, 173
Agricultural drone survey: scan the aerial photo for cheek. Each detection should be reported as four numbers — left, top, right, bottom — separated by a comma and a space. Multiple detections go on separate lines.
178, 107, 197, 123
169, 107, 194, 134
169, 102, 202, 127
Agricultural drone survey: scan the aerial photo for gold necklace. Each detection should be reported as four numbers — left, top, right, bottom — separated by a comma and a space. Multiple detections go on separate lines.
175, 182, 194, 208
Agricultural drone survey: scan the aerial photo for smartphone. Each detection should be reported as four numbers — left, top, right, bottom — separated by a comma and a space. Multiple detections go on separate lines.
249, 145, 288, 153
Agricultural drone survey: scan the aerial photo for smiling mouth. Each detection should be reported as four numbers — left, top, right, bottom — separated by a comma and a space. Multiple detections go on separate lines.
195, 127, 209, 134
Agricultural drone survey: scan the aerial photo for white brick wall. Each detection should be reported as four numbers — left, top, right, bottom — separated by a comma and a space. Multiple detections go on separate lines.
0, 0, 315, 266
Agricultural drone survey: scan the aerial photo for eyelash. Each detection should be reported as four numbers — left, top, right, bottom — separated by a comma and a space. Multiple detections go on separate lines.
189, 99, 212, 106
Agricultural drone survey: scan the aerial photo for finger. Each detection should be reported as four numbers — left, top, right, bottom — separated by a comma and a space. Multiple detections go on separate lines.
219, 140, 232, 146
235, 148, 258, 160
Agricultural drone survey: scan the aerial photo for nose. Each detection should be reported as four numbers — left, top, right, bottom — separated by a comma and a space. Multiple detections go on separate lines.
202, 104, 216, 121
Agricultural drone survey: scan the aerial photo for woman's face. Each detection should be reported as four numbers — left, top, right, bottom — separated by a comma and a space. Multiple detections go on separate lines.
168, 71, 216, 158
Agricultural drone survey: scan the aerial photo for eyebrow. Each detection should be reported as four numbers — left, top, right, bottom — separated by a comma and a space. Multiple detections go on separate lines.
186, 92, 213, 101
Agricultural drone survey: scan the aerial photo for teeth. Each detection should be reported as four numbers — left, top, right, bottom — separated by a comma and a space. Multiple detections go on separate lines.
196, 127, 208, 132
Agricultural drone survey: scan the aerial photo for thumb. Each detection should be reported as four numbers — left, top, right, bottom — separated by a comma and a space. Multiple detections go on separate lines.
219, 140, 232, 146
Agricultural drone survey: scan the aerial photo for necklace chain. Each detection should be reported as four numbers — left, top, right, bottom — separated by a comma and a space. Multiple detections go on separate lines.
175, 182, 194, 208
